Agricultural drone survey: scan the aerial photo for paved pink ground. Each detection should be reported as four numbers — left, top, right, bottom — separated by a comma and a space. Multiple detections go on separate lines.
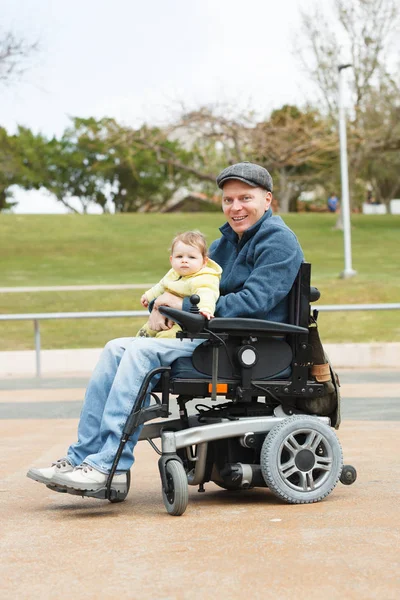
1, 418, 399, 599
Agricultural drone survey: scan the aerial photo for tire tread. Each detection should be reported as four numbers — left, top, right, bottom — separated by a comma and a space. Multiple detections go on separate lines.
261, 415, 342, 504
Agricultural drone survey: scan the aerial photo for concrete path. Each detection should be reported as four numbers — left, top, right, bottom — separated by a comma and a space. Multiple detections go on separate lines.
0, 370, 399, 599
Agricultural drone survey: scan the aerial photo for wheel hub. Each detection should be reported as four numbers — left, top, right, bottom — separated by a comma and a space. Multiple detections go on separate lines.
276, 426, 336, 492
295, 449, 316, 472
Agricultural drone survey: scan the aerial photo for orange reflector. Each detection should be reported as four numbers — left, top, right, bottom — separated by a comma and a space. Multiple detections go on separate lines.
208, 383, 228, 393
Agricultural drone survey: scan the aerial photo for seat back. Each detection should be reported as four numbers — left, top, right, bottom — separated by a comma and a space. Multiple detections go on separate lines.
288, 262, 313, 328
189, 264, 313, 385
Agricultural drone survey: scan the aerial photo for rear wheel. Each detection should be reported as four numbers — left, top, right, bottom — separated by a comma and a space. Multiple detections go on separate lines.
162, 460, 188, 516
261, 416, 343, 504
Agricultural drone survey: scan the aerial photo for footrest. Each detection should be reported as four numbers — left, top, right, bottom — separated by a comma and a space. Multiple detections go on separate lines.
80, 487, 127, 501
47, 484, 128, 501
46, 484, 87, 496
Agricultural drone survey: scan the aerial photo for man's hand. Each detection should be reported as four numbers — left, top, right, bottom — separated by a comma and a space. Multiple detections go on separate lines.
154, 292, 183, 311
147, 307, 174, 331
148, 293, 182, 331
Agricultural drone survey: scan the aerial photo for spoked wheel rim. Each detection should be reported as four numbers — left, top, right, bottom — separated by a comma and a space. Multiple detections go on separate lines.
277, 428, 333, 493
261, 416, 343, 504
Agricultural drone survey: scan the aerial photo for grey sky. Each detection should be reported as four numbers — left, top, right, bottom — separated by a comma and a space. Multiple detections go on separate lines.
2, 0, 316, 212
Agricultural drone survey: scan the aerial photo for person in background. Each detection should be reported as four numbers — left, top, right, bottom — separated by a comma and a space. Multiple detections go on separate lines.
327, 193, 339, 213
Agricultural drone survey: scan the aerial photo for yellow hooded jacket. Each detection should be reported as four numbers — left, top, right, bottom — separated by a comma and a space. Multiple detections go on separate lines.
145, 258, 222, 315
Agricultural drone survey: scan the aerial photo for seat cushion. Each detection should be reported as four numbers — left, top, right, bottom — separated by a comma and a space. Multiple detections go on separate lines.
171, 357, 291, 381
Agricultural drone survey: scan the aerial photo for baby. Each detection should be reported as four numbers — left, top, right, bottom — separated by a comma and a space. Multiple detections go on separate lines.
137, 230, 222, 338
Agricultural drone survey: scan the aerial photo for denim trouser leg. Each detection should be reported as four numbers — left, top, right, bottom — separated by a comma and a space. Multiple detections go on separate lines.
67, 338, 131, 466
68, 336, 203, 473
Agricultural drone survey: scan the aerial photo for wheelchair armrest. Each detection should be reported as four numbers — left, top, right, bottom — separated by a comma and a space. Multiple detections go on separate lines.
158, 307, 308, 337
208, 318, 308, 336
158, 306, 206, 334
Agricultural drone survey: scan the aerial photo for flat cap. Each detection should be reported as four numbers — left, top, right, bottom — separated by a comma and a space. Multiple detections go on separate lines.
216, 162, 273, 192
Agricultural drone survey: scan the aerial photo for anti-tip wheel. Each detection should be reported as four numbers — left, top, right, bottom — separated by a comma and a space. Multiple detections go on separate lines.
340, 464, 357, 485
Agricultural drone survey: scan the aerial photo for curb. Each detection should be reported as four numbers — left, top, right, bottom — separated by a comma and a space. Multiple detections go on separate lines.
0, 343, 399, 378
324, 343, 400, 369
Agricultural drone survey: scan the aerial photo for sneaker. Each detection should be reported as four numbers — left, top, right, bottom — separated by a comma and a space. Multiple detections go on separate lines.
27, 458, 74, 486
52, 463, 128, 493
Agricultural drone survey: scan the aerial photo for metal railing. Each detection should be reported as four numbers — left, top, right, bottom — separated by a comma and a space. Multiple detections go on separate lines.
1, 304, 399, 377
0, 310, 147, 377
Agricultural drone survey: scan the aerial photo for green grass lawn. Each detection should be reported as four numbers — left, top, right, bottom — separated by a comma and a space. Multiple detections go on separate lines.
0, 213, 399, 349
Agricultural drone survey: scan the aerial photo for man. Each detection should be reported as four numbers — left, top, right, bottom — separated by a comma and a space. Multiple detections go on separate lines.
27, 162, 304, 496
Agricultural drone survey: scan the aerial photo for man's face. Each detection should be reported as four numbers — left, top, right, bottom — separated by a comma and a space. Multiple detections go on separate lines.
222, 180, 272, 237
170, 241, 206, 276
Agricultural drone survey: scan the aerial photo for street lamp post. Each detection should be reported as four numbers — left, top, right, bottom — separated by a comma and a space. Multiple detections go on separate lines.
338, 63, 357, 279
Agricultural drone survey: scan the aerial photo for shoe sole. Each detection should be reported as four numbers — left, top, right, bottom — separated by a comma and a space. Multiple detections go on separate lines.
46, 484, 68, 493
51, 473, 128, 494
47, 484, 86, 496
27, 468, 68, 489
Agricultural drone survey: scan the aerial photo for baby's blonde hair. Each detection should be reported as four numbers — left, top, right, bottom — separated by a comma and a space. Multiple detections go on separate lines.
171, 231, 207, 257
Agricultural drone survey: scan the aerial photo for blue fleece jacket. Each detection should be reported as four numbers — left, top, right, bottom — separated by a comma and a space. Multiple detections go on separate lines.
183, 209, 304, 323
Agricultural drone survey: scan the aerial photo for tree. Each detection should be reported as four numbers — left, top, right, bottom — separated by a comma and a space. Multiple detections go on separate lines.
0, 127, 18, 210
167, 104, 337, 212
69, 118, 198, 213
0, 126, 48, 211
2, 117, 201, 214
252, 105, 338, 212
354, 79, 400, 205
1, 106, 341, 214
0, 31, 39, 86
297, 0, 399, 116
296, 0, 400, 209
0, 29, 41, 211
0, 123, 113, 214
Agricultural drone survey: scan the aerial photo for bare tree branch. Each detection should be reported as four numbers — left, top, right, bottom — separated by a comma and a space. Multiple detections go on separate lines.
0, 31, 39, 86
296, 0, 400, 115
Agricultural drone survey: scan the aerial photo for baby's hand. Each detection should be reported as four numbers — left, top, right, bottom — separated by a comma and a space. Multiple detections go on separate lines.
141, 294, 149, 307
199, 309, 214, 320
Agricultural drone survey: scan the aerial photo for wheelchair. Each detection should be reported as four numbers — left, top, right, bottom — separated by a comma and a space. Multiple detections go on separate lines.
88, 262, 357, 515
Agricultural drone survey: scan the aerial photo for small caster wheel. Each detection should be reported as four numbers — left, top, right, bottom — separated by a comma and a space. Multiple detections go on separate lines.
340, 465, 357, 485
162, 460, 188, 516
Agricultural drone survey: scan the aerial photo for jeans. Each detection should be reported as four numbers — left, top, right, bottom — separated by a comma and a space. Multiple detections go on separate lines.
67, 336, 203, 473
